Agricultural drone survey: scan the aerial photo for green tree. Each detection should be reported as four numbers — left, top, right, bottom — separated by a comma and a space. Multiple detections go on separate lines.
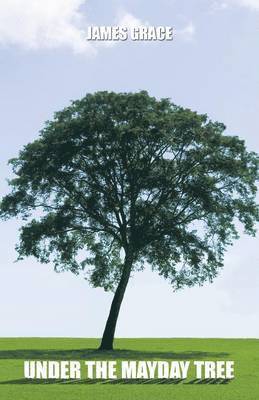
1, 91, 258, 350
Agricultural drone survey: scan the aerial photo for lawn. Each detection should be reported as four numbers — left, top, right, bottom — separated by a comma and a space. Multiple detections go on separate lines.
0, 338, 258, 400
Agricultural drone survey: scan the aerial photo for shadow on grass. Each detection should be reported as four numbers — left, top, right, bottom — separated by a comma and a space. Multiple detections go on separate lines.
0, 378, 232, 385
0, 348, 229, 361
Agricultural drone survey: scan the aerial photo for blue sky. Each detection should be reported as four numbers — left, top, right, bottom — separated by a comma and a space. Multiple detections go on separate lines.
0, 0, 259, 338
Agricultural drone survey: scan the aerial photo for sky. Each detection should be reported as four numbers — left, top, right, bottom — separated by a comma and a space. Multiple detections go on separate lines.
0, 0, 259, 338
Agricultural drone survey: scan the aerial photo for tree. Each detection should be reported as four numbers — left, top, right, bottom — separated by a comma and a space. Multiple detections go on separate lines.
1, 91, 259, 350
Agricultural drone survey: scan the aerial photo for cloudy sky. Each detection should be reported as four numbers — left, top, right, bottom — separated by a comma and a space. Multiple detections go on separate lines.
0, 0, 259, 338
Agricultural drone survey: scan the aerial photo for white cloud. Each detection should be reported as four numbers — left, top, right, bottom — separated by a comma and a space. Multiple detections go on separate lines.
211, 1, 229, 11
95, 11, 149, 49
176, 22, 196, 41
0, 2, 195, 54
0, 0, 95, 54
233, 0, 259, 8
214, 0, 259, 10
117, 13, 195, 43
116, 12, 148, 29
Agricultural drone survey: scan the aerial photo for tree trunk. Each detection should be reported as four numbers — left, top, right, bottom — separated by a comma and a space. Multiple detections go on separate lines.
99, 251, 133, 350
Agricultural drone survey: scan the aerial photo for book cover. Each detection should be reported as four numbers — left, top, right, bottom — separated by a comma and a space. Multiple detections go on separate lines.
0, 1, 258, 399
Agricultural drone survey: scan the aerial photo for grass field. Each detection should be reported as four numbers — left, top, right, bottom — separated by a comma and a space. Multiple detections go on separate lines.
0, 338, 258, 400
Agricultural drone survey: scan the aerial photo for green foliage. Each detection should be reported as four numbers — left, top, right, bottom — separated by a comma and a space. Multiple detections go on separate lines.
1, 91, 259, 290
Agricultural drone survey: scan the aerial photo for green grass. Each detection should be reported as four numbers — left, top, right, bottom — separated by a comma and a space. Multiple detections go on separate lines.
0, 338, 258, 399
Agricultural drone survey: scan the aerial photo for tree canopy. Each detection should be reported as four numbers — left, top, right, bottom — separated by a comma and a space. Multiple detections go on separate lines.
1, 91, 259, 349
